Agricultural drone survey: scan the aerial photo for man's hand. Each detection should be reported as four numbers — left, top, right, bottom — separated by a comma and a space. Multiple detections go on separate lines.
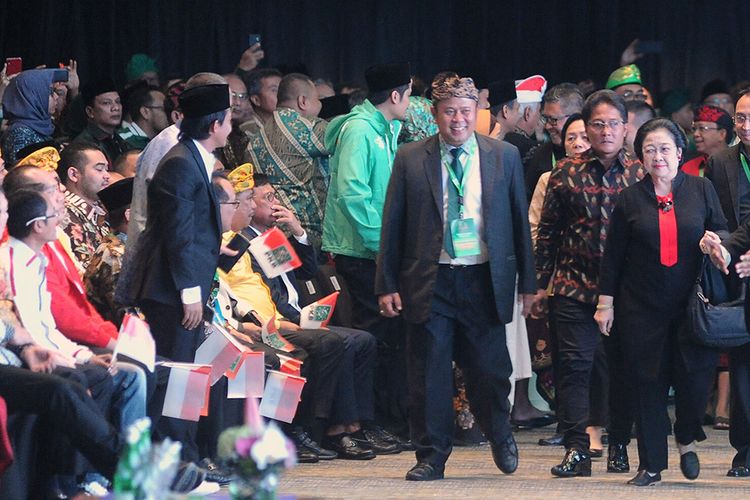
620, 39, 643, 66
238, 44, 265, 71
21, 345, 56, 373
220, 244, 239, 257
594, 308, 614, 336
272, 204, 304, 237
240, 322, 262, 342
700, 231, 729, 275
182, 302, 203, 330
378, 293, 402, 317
520, 294, 536, 318
90, 353, 118, 374
736, 250, 750, 278
278, 320, 300, 331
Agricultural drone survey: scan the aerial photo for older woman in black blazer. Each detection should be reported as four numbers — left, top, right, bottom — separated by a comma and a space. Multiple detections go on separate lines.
595, 118, 727, 486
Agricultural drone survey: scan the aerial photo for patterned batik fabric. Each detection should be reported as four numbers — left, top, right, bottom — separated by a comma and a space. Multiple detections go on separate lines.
62, 191, 110, 271
84, 233, 126, 326
535, 149, 645, 304
398, 96, 438, 144
246, 108, 330, 251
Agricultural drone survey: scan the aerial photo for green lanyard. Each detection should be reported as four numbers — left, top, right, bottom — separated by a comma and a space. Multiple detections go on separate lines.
741, 152, 750, 184
445, 149, 473, 208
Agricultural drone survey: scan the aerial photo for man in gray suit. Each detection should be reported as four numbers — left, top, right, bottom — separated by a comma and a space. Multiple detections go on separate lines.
376, 74, 536, 481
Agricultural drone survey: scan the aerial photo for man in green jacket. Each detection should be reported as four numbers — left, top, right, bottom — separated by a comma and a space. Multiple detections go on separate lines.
322, 62, 412, 443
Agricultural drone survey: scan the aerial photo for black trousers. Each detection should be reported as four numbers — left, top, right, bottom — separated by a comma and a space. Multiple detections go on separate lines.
552, 296, 607, 450
407, 264, 512, 468
629, 325, 714, 473
602, 331, 634, 447
328, 326, 377, 424
335, 254, 408, 435
729, 341, 750, 468
140, 299, 202, 462
0, 365, 121, 478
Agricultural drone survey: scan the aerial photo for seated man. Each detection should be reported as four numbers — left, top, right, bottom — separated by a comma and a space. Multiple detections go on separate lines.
73, 78, 130, 164
58, 142, 112, 270
220, 165, 394, 459
6, 189, 145, 434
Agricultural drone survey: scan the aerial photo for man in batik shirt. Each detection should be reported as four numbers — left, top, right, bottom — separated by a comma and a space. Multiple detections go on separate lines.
57, 142, 112, 270
84, 178, 133, 326
246, 73, 329, 252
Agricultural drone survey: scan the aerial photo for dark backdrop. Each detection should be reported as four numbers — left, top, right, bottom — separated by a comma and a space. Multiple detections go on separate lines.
1, 0, 748, 100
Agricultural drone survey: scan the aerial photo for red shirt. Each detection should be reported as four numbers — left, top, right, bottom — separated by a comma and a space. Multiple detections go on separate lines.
42, 240, 118, 348
681, 155, 706, 177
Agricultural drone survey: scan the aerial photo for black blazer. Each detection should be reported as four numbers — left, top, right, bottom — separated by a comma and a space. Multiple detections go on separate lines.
720, 214, 750, 331
706, 144, 743, 232
128, 139, 222, 308
375, 133, 536, 325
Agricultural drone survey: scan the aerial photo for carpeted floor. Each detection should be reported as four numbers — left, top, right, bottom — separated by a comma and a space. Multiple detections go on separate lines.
276, 425, 750, 499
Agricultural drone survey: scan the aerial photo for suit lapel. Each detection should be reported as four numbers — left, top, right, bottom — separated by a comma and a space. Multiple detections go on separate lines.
184, 140, 222, 235
478, 136, 497, 223
423, 136, 445, 221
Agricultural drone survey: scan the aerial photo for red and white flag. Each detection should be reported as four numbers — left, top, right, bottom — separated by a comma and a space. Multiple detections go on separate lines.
160, 362, 212, 421
299, 292, 339, 329
194, 322, 246, 385
113, 312, 156, 372
259, 370, 306, 423
261, 317, 294, 353
277, 354, 303, 376
227, 350, 265, 399
249, 227, 302, 278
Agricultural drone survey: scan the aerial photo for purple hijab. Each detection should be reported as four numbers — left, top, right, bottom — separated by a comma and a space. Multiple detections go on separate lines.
1, 69, 56, 137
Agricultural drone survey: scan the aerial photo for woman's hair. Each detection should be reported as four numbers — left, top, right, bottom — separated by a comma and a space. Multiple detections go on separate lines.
561, 113, 584, 143
633, 118, 688, 163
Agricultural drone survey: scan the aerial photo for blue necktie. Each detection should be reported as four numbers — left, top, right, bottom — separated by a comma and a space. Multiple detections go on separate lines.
444, 147, 464, 258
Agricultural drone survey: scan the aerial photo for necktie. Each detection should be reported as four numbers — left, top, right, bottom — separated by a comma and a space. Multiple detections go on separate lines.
444, 147, 464, 258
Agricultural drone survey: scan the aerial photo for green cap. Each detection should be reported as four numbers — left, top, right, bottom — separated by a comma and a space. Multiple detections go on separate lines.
605, 64, 642, 90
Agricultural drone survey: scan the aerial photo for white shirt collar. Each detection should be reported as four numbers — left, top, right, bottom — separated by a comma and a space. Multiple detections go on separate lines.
192, 139, 216, 179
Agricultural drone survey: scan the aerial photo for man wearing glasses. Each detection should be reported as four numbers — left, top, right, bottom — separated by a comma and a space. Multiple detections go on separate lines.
704, 89, 750, 477
535, 90, 644, 478
682, 105, 733, 177
525, 83, 584, 199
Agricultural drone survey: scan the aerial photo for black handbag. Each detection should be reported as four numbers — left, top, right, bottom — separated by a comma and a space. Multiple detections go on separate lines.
686, 257, 750, 348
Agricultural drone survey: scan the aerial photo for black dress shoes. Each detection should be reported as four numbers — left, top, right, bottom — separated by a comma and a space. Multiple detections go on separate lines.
351, 429, 401, 455
198, 458, 233, 485
551, 448, 591, 477
405, 462, 444, 481
607, 443, 630, 473
322, 433, 376, 460
538, 433, 564, 446
511, 414, 557, 429
627, 470, 661, 486
588, 448, 603, 458
680, 451, 700, 480
727, 465, 750, 477
491, 434, 519, 474
290, 428, 337, 460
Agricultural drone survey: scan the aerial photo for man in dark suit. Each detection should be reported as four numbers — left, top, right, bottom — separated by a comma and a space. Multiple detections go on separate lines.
704, 88, 750, 478
376, 74, 536, 481
126, 78, 231, 462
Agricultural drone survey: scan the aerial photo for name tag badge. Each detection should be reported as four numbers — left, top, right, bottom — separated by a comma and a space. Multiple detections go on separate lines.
451, 217, 481, 257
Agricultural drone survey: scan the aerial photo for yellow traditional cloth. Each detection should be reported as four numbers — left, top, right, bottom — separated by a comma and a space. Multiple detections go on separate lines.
227, 162, 255, 193
606, 64, 642, 89
17, 146, 60, 172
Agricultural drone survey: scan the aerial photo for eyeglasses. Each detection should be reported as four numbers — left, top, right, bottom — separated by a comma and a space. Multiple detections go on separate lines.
587, 120, 625, 132
25, 211, 59, 227
541, 114, 570, 126
619, 90, 646, 101
255, 191, 277, 203
231, 91, 249, 101
706, 97, 731, 106
220, 200, 241, 209
691, 124, 720, 133
734, 114, 750, 125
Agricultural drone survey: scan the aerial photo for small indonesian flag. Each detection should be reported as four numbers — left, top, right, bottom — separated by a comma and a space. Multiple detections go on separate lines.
261, 317, 294, 352
259, 370, 306, 423
194, 322, 246, 385
113, 312, 156, 372
227, 350, 265, 399
277, 354, 303, 376
248, 227, 302, 278
299, 292, 339, 329
160, 362, 212, 421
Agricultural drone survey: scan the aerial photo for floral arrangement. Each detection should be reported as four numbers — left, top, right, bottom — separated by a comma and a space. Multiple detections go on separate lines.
217, 398, 296, 500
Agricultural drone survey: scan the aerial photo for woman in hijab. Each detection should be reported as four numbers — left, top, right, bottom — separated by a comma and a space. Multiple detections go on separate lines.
0, 69, 64, 167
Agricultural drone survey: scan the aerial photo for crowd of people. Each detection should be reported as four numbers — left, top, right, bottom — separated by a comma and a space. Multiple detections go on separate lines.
1, 38, 750, 496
